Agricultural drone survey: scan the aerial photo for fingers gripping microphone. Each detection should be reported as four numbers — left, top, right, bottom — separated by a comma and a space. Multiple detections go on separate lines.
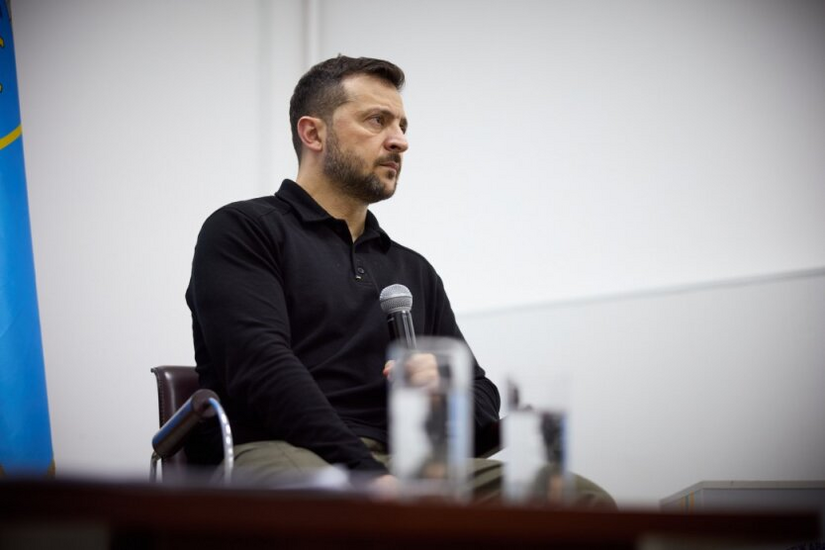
379, 284, 416, 348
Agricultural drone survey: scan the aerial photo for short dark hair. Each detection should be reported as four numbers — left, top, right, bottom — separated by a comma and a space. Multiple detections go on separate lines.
289, 55, 405, 162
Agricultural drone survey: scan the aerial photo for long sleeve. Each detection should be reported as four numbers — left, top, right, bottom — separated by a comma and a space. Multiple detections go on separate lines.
427, 274, 501, 432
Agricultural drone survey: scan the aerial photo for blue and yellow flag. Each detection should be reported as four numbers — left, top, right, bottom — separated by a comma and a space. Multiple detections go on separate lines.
0, 2, 54, 476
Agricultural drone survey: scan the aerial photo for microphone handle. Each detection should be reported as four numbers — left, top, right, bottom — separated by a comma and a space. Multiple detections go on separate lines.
388, 310, 416, 348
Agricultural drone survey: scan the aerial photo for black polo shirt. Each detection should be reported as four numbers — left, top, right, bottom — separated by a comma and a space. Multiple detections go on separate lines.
185, 179, 500, 472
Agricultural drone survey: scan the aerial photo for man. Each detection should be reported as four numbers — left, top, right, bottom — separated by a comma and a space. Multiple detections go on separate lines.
186, 55, 612, 505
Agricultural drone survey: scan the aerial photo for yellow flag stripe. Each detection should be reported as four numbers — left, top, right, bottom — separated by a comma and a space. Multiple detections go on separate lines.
0, 125, 22, 150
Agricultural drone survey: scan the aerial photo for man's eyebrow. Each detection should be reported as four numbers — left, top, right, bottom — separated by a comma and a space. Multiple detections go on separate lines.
367, 107, 406, 122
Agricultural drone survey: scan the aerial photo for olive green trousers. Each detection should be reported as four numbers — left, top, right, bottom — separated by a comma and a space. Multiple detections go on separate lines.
227, 438, 616, 509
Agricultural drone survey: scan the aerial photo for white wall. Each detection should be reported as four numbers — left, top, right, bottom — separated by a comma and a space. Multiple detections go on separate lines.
14, 0, 299, 478
460, 270, 825, 505
12, 0, 825, 506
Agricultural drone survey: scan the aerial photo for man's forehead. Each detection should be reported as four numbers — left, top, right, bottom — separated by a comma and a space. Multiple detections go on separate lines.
341, 74, 405, 114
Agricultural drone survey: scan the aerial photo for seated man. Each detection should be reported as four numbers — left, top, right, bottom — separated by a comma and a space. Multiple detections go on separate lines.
185, 55, 613, 506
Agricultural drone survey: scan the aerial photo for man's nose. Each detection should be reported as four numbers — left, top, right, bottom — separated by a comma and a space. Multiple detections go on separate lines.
385, 126, 409, 153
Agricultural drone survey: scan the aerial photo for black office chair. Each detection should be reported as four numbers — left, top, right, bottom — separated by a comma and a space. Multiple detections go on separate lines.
149, 365, 501, 481
149, 366, 233, 482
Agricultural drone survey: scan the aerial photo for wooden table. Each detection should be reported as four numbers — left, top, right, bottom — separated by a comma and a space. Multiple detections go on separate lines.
1, 478, 820, 549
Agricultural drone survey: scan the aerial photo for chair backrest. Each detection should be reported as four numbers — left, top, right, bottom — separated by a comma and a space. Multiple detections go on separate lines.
150, 365, 199, 469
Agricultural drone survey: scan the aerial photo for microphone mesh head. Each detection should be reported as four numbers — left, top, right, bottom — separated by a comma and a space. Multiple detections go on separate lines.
379, 284, 413, 314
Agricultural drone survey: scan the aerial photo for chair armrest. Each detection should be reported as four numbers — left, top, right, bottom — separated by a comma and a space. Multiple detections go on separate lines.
152, 389, 218, 459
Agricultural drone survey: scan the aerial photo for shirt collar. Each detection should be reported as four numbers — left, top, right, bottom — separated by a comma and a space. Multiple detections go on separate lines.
275, 179, 392, 251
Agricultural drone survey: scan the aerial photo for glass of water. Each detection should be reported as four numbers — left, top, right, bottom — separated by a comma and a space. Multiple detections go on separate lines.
387, 336, 473, 501
503, 370, 571, 504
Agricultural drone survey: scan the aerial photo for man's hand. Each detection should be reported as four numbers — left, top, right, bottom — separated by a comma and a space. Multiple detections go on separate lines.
369, 473, 399, 499
383, 352, 440, 389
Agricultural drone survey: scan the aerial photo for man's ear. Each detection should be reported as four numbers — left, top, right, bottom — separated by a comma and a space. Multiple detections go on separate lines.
296, 116, 325, 153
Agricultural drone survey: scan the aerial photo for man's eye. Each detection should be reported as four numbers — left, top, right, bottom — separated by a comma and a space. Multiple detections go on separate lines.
370, 115, 384, 125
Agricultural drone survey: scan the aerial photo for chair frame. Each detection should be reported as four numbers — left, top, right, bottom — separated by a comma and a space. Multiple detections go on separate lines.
150, 366, 233, 482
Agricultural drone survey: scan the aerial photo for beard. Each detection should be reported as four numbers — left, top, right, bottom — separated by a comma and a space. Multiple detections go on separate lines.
323, 130, 401, 204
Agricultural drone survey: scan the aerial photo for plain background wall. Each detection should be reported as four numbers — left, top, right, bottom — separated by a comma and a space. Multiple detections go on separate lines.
12, 0, 293, 477
11, 0, 825, 505
461, 271, 825, 504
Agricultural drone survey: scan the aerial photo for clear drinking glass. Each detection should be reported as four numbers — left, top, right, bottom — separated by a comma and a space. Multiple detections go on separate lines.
387, 336, 473, 501
503, 369, 571, 504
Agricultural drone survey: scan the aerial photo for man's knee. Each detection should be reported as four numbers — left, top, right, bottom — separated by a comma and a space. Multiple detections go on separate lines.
570, 473, 617, 509
468, 458, 616, 509
227, 440, 331, 483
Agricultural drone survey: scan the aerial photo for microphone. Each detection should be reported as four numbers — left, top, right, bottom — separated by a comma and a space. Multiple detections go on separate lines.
379, 283, 416, 348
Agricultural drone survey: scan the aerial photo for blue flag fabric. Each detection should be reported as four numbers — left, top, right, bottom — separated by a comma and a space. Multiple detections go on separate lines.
0, 3, 54, 476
